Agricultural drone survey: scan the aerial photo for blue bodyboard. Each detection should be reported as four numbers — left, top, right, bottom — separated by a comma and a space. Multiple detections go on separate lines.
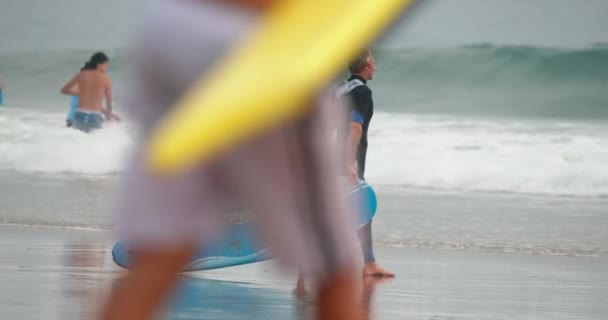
112, 181, 378, 271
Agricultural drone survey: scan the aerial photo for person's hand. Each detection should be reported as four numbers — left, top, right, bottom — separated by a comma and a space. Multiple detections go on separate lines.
103, 110, 112, 121
347, 163, 359, 186
109, 112, 121, 122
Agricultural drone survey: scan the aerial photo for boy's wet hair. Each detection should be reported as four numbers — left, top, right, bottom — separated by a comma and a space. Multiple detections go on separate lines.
82, 52, 109, 70
348, 49, 371, 75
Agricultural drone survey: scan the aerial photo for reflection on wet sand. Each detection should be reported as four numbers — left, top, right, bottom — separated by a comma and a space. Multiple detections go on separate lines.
109, 274, 291, 320
61, 241, 392, 320
62, 243, 118, 319
295, 277, 395, 320
107, 271, 393, 320
362, 277, 394, 320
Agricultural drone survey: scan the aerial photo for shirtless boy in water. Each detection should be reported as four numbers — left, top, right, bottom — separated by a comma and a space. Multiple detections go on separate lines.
61, 52, 114, 132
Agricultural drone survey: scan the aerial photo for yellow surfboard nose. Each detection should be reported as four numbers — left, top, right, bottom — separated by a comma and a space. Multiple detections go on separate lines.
147, 0, 415, 173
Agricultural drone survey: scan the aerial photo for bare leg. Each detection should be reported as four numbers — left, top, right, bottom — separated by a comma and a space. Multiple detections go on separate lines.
357, 222, 395, 277
98, 244, 195, 320
294, 273, 307, 297
317, 269, 362, 320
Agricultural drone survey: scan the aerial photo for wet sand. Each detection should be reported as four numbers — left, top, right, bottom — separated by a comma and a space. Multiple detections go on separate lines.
1, 225, 606, 319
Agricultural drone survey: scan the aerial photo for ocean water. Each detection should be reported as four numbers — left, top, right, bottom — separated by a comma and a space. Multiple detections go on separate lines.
0, 0, 607, 259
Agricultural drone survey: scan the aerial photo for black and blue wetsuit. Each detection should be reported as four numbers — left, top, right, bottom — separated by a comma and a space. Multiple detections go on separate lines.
338, 74, 376, 264
346, 75, 374, 179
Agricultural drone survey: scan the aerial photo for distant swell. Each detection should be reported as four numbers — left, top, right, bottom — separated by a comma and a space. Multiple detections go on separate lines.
373, 44, 608, 119
377, 44, 608, 82
0, 48, 126, 78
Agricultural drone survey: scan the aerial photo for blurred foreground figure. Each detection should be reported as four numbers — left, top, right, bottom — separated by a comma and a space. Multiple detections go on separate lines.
98, 0, 362, 319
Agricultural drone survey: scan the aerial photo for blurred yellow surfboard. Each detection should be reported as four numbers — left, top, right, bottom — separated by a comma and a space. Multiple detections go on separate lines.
148, 0, 415, 172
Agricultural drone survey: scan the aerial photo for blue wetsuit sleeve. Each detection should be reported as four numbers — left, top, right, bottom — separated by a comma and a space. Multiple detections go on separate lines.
351, 110, 364, 124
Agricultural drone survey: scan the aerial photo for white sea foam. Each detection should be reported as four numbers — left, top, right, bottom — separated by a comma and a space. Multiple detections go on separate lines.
366, 113, 608, 197
0, 108, 132, 175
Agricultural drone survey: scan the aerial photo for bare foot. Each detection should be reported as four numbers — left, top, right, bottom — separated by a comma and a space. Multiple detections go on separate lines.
363, 263, 395, 278
363, 275, 394, 289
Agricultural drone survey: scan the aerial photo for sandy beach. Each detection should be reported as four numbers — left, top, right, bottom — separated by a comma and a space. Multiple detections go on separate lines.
1, 224, 606, 320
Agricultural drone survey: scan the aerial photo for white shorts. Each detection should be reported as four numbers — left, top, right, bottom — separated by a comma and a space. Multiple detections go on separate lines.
114, 0, 360, 276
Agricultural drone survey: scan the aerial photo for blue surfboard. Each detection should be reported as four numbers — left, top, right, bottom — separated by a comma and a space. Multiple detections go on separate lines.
112, 181, 378, 271
65, 96, 79, 126
0, 90, 4, 106
67, 95, 79, 120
